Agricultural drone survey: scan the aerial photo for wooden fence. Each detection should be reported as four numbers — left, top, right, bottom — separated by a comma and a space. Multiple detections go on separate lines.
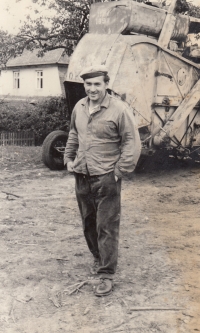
0, 131, 35, 146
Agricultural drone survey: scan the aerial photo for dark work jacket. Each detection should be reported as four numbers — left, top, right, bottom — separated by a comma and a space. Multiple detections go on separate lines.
64, 93, 141, 178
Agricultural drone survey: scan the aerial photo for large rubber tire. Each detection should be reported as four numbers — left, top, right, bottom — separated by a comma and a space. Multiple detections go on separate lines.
42, 130, 68, 170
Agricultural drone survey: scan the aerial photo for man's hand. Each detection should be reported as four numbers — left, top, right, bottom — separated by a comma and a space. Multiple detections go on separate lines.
67, 161, 74, 173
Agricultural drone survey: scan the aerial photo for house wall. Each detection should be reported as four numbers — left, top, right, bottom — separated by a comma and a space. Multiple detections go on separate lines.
58, 66, 68, 97
1, 65, 67, 98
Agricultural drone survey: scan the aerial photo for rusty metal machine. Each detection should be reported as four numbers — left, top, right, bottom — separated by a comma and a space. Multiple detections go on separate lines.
43, 0, 200, 169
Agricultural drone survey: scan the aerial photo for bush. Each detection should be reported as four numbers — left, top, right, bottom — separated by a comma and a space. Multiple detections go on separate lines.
0, 97, 70, 145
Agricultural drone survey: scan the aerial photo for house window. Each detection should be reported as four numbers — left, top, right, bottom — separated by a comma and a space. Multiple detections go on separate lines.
36, 71, 43, 89
13, 71, 20, 89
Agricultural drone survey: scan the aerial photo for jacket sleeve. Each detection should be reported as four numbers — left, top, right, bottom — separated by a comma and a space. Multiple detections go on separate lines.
114, 107, 141, 178
64, 108, 79, 165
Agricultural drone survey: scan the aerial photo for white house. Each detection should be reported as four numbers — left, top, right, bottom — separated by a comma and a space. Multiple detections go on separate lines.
0, 49, 69, 99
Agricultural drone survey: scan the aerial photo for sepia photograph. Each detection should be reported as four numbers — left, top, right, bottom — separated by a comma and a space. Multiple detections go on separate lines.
0, 0, 200, 332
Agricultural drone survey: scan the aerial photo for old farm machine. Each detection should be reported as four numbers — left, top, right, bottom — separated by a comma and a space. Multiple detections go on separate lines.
42, 0, 200, 170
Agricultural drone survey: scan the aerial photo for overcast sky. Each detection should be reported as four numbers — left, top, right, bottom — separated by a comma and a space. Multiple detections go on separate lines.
0, 0, 55, 33
0, 0, 200, 34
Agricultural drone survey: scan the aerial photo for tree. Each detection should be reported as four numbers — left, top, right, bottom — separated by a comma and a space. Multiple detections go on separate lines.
17, 0, 91, 55
187, 3, 200, 18
175, 0, 200, 17
0, 30, 19, 65
0, 0, 200, 66
0, 0, 92, 65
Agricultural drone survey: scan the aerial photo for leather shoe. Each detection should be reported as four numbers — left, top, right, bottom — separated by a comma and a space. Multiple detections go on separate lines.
94, 278, 113, 297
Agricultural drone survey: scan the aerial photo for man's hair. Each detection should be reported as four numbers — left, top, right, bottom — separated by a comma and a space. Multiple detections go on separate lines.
104, 74, 110, 83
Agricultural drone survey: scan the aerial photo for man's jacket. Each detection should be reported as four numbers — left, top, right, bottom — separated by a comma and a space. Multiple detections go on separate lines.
64, 93, 141, 178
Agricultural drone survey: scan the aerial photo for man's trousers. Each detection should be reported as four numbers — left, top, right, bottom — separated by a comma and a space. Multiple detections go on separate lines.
74, 171, 121, 277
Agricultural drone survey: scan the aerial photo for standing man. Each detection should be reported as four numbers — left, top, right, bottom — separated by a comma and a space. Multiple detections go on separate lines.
64, 65, 141, 297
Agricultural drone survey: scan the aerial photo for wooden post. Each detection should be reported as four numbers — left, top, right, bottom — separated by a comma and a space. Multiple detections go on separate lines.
158, 0, 177, 49
154, 79, 200, 146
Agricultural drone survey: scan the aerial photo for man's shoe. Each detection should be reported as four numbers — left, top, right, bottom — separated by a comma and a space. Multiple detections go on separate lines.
94, 278, 113, 297
90, 257, 99, 275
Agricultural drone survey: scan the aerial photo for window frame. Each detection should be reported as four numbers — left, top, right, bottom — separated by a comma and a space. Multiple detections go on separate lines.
13, 71, 20, 89
36, 70, 43, 89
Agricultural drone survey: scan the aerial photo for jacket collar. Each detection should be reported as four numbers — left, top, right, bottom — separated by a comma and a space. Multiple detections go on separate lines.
81, 91, 110, 109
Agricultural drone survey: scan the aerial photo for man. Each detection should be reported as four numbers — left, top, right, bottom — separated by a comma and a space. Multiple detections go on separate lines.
64, 65, 141, 296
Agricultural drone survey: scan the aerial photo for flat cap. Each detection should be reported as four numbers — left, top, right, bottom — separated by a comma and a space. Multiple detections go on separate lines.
80, 65, 108, 80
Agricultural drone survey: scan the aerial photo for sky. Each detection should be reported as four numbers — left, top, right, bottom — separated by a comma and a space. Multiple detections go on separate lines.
0, 0, 200, 34
0, 0, 55, 33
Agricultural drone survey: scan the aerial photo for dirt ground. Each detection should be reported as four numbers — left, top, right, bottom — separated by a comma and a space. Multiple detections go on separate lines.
0, 146, 200, 333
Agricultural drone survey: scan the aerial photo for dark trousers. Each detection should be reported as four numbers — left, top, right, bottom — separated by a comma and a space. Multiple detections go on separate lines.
74, 171, 121, 277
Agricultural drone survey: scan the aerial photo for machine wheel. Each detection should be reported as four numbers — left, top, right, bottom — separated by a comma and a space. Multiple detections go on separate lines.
42, 130, 68, 170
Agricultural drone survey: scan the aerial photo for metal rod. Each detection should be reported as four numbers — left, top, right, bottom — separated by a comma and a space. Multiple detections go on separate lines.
179, 109, 199, 145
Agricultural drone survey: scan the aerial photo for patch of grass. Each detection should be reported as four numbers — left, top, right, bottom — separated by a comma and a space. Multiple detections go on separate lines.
0, 146, 43, 170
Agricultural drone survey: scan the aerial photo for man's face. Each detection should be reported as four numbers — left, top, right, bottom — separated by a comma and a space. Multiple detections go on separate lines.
84, 76, 108, 103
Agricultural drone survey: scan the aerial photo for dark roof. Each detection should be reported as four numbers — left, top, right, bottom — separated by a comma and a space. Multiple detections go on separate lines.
6, 49, 69, 67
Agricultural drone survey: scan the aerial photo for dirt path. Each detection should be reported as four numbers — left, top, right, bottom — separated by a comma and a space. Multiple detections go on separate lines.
0, 147, 200, 332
